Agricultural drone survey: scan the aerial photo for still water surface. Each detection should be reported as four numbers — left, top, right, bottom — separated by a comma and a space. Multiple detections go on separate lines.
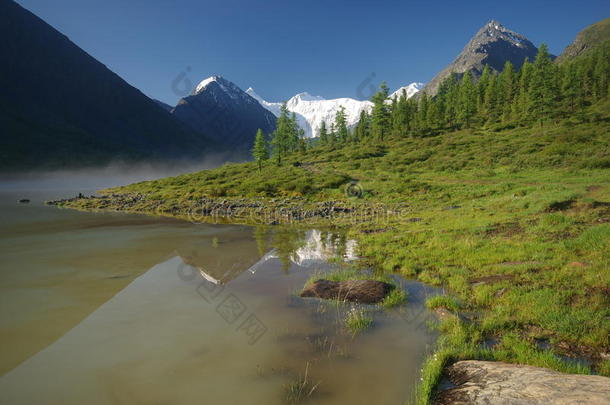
0, 179, 438, 404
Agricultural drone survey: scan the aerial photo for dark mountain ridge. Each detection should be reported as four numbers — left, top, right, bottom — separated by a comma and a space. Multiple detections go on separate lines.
0, 0, 213, 171
171, 76, 277, 149
422, 20, 541, 96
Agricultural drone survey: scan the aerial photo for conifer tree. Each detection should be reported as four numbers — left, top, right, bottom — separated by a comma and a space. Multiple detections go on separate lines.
251, 129, 269, 172
528, 43, 556, 126
417, 92, 430, 132
561, 63, 579, 114
329, 123, 337, 146
458, 72, 476, 128
482, 72, 499, 123
498, 61, 516, 121
390, 96, 402, 136
512, 58, 533, 121
477, 65, 492, 115
271, 103, 291, 165
440, 74, 459, 128
371, 82, 390, 141
334, 106, 348, 144
318, 121, 328, 145
354, 110, 370, 141
287, 112, 301, 151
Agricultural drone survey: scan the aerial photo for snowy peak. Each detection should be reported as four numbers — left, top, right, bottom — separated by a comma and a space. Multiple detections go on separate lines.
290, 92, 325, 102
389, 82, 424, 100
246, 87, 282, 116
245, 87, 262, 102
171, 76, 277, 148
247, 88, 371, 138
194, 76, 220, 93
248, 83, 424, 138
193, 75, 249, 101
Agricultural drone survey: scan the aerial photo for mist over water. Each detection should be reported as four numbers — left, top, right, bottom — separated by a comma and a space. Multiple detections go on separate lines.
0, 152, 244, 193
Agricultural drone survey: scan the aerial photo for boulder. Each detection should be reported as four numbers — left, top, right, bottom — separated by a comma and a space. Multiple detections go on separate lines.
434, 360, 610, 405
300, 279, 393, 304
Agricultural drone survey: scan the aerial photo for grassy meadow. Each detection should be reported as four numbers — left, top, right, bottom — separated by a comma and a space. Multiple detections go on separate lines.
56, 99, 610, 403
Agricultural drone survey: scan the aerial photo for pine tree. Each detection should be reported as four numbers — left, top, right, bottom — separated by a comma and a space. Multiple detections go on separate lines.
318, 121, 328, 145
561, 63, 579, 114
512, 58, 533, 122
390, 96, 403, 136
482, 72, 499, 124
477, 65, 491, 116
251, 129, 269, 172
458, 72, 476, 128
439, 74, 459, 128
329, 123, 337, 146
427, 100, 441, 129
354, 110, 370, 141
287, 112, 300, 151
271, 103, 291, 166
334, 106, 348, 144
498, 61, 516, 122
592, 45, 610, 101
371, 82, 390, 141
417, 93, 430, 131
528, 43, 556, 126
297, 126, 306, 152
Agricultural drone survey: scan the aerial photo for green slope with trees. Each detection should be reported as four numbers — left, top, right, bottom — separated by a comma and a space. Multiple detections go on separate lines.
54, 42, 610, 403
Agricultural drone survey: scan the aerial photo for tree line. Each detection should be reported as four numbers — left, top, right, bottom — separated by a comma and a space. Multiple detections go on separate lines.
253, 42, 609, 169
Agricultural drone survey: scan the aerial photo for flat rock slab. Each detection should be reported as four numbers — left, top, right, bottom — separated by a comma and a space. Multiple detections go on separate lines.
300, 279, 393, 304
434, 360, 610, 405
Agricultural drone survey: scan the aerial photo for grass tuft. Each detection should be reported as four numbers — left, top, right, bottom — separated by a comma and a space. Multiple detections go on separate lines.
283, 362, 319, 404
345, 306, 373, 335
425, 295, 460, 312
381, 287, 408, 308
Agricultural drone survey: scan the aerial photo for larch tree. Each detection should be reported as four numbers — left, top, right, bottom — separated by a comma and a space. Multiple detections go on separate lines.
371, 82, 390, 141
251, 129, 269, 172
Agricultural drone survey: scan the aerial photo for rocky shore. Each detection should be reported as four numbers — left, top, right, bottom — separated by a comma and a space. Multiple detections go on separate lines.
433, 360, 610, 405
46, 193, 409, 226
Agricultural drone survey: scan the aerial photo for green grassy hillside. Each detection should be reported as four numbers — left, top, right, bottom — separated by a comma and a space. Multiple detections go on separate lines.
55, 99, 610, 404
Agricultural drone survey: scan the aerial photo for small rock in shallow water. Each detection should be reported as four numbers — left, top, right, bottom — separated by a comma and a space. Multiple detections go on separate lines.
300, 279, 394, 304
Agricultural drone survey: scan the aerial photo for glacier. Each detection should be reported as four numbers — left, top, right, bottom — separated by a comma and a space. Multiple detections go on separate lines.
247, 83, 423, 138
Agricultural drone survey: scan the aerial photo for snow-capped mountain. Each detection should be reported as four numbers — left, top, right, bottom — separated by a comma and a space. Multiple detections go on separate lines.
246, 83, 423, 138
247, 88, 370, 138
171, 76, 276, 147
389, 82, 425, 100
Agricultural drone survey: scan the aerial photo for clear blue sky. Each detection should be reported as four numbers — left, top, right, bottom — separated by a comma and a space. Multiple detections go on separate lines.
17, 0, 609, 105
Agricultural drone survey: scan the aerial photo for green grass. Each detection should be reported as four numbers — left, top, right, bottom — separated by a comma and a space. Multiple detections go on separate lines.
56, 99, 610, 402
304, 267, 387, 286
345, 306, 373, 335
425, 296, 460, 312
381, 288, 408, 308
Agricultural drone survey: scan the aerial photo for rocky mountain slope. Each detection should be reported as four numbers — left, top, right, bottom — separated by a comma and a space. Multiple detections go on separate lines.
0, 0, 211, 171
557, 17, 610, 62
171, 76, 276, 148
422, 20, 540, 96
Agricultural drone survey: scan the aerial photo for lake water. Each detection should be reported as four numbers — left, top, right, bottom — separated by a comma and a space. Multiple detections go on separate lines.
0, 177, 439, 404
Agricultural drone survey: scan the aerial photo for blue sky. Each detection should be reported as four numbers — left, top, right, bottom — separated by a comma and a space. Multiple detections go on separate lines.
17, 0, 608, 105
